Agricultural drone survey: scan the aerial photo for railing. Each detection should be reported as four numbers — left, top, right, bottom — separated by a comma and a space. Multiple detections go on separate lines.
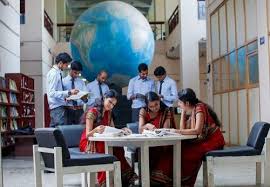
44, 10, 53, 37
168, 5, 179, 34
57, 21, 165, 42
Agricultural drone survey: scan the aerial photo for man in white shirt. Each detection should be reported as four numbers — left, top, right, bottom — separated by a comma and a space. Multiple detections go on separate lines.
63, 61, 88, 124
127, 63, 155, 122
154, 66, 178, 107
46, 53, 78, 127
86, 70, 109, 107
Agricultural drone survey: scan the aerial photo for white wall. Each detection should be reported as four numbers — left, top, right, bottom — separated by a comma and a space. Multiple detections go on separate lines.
0, 0, 20, 76
21, 0, 56, 128
180, 0, 206, 97
165, 0, 178, 21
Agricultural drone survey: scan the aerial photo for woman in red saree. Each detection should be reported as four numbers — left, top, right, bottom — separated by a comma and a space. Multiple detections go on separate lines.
79, 89, 137, 186
173, 88, 225, 187
139, 91, 176, 186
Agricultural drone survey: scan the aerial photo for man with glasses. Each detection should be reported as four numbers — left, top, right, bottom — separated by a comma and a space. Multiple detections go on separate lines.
63, 61, 88, 124
86, 70, 109, 107
46, 53, 79, 127
127, 63, 155, 122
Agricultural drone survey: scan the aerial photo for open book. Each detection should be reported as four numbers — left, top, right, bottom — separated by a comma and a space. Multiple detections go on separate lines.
66, 90, 90, 101
93, 126, 131, 137
142, 128, 179, 137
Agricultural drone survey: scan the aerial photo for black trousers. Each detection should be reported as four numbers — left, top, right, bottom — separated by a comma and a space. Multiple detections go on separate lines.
65, 108, 84, 125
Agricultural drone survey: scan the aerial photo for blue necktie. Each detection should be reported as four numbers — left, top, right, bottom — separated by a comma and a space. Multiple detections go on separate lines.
71, 78, 77, 106
159, 80, 164, 94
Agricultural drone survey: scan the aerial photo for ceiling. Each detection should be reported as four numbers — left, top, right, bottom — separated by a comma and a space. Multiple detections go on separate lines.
65, 0, 153, 19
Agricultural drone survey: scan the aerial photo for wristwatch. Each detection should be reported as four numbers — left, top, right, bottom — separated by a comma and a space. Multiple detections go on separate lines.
68, 90, 71, 96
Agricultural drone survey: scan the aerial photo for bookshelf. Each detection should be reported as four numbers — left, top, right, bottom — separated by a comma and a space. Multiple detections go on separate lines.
5, 73, 35, 129
0, 77, 17, 150
4, 74, 36, 156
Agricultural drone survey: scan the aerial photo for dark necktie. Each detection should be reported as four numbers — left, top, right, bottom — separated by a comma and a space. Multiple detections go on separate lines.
60, 73, 64, 91
98, 82, 104, 101
159, 80, 164, 94
71, 78, 77, 106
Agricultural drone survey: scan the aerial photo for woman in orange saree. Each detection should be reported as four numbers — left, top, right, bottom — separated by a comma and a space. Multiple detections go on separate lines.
79, 89, 137, 186
173, 88, 225, 187
139, 91, 176, 186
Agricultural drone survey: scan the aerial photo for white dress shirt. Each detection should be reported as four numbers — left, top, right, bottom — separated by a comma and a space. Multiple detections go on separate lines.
86, 79, 109, 106
127, 75, 155, 109
63, 74, 88, 106
46, 65, 68, 109
155, 76, 178, 107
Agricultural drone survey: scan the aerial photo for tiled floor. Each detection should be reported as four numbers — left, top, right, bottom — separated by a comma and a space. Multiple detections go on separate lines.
2, 157, 262, 187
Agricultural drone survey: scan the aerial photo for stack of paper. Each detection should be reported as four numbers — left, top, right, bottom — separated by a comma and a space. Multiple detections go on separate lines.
142, 128, 179, 137
93, 126, 131, 137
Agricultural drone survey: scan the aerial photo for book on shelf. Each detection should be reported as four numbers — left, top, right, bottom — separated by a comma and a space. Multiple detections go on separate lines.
0, 92, 8, 103
10, 119, 18, 131
0, 77, 6, 89
10, 107, 19, 117
0, 119, 8, 132
23, 92, 35, 102
9, 79, 17, 91
0, 106, 7, 117
10, 93, 18, 104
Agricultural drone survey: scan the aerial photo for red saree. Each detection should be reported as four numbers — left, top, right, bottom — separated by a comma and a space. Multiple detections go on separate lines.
142, 108, 175, 186
79, 108, 136, 186
181, 103, 225, 187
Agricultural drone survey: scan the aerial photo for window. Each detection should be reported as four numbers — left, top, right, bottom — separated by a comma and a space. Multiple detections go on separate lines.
198, 0, 206, 20
248, 54, 259, 84
213, 61, 221, 93
237, 47, 246, 87
221, 57, 229, 91
229, 51, 237, 89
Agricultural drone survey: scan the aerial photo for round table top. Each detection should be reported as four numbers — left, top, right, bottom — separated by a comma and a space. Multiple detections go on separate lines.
88, 134, 197, 142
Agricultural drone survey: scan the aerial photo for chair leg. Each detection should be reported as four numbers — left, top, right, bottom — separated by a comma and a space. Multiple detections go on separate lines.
81, 173, 88, 187
113, 161, 122, 187
203, 160, 208, 187
89, 172, 96, 187
207, 157, 214, 187
138, 148, 142, 186
264, 138, 270, 186
33, 145, 42, 187
54, 147, 63, 187
256, 162, 261, 185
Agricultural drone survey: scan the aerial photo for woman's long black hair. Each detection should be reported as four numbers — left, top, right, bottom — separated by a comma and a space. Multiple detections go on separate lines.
81, 89, 118, 124
178, 88, 222, 127
144, 91, 167, 112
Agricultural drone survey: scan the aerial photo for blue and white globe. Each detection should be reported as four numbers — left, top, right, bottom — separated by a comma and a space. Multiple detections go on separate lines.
70, 1, 155, 87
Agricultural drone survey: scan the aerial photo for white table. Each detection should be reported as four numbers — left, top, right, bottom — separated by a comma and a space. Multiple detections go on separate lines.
89, 134, 196, 187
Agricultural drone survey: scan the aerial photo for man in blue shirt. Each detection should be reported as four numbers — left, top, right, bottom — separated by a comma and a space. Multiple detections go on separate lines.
127, 63, 155, 122
46, 53, 78, 127
154, 66, 178, 107
63, 61, 88, 124
86, 70, 109, 107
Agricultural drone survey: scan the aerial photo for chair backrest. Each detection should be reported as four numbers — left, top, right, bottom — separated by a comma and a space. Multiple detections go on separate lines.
35, 128, 70, 168
57, 125, 85, 148
126, 122, 139, 134
246, 121, 270, 153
